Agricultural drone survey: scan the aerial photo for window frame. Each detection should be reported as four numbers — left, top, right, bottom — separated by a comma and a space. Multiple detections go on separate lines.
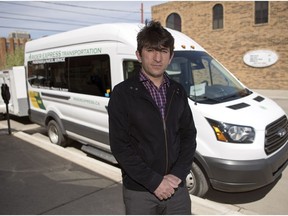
166, 13, 182, 32
212, 4, 224, 30
254, 1, 269, 25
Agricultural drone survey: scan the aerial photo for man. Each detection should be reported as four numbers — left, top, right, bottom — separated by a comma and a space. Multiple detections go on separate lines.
108, 21, 197, 215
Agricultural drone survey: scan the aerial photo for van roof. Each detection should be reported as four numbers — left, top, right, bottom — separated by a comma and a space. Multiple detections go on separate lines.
25, 23, 205, 53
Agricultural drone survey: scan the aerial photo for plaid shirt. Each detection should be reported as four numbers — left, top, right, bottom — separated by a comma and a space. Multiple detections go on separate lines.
140, 71, 170, 119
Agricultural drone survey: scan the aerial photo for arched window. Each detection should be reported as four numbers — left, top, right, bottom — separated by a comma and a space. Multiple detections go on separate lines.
213, 4, 223, 29
166, 13, 181, 32
255, 1, 269, 24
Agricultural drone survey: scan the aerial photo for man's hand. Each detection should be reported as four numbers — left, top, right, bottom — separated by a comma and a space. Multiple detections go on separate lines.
164, 174, 182, 188
154, 178, 175, 200
154, 175, 182, 200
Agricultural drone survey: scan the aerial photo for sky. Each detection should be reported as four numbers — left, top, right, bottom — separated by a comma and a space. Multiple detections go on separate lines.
0, 0, 166, 39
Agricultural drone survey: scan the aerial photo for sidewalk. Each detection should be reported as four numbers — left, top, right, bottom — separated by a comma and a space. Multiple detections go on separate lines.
0, 122, 254, 215
252, 89, 288, 99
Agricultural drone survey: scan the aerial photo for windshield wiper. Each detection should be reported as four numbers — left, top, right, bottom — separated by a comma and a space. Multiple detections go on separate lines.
189, 95, 223, 104
219, 89, 251, 101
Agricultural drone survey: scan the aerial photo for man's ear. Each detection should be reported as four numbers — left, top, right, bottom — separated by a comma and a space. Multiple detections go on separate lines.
135, 50, 142, 63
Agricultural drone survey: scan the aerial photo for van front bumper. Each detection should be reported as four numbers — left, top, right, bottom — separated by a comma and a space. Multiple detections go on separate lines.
204, 142, 288, 192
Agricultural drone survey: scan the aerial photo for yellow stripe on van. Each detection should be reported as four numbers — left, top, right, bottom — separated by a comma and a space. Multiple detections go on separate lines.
28, 91, 46, 110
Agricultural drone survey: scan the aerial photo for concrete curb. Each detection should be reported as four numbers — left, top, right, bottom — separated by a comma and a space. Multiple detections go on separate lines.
13, 131, 123, 183
190, 195, 257, 215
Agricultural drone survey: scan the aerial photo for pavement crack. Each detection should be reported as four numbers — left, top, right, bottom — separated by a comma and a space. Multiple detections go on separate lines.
38, 182, 120, 215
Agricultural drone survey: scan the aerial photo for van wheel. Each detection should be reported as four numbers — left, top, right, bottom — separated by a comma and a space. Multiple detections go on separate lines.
186, 162, 209, 197
47, 120, 67, 147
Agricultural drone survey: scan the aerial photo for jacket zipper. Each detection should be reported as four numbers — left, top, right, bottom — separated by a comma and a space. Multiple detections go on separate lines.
163, 88, 176, 174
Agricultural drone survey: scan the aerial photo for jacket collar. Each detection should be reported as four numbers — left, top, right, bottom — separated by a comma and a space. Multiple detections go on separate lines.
127, 71, 179, 98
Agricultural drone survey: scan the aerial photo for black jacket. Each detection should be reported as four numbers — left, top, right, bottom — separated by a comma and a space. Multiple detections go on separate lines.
108, 73, 197, 193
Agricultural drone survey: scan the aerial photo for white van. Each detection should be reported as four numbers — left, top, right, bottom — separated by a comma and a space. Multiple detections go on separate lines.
24, 23, 288, 197
0, 66, 28, 117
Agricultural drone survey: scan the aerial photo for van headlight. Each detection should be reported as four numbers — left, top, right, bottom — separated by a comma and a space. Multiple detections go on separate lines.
206, 118, 255, 143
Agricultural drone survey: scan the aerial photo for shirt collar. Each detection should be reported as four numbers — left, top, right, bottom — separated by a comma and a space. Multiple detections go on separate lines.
139, 70, 170, 87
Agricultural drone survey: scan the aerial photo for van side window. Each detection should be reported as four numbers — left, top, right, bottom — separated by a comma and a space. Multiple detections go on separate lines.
28, 61, 67, 89
123, 60, 141, 80
69, 55, 111, 96
28, 55, 111, 97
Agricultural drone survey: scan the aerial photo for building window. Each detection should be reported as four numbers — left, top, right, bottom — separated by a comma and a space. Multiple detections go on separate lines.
255, 1, 268, 24
213, 4, 223, 29
166, 13, 181, 31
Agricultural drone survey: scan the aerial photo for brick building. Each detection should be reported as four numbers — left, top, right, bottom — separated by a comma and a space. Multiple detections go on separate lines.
152, 1, 288, 89
0, 32, 30, 69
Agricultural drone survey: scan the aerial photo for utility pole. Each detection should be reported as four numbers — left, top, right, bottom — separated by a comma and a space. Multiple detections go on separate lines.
141, 3, 144, 24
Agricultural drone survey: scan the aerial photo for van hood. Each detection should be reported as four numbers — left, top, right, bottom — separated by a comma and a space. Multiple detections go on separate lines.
193, 92, 286, 131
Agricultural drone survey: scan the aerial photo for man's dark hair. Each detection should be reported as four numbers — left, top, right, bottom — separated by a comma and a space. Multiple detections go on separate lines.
137, 20, 174, 56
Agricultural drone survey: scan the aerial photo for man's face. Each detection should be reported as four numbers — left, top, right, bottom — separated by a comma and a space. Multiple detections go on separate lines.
136, 46, 173, 79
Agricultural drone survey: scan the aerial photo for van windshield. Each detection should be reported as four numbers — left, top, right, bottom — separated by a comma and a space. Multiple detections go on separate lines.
167, 51, 252, 104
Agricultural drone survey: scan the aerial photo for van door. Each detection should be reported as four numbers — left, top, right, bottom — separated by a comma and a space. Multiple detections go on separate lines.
65, 54, 112, 144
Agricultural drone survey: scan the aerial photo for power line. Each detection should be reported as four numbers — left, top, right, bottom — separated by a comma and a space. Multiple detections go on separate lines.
0, 25, 64, 33
1, 2, 139, 22
0, 11, 96, 26
42, 1, 140, 14
0, 1, 155, 38
0, 15, 89, 27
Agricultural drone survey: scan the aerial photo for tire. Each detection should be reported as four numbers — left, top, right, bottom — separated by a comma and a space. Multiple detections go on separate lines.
186, 162, 209, 197
47, 120, 67, 147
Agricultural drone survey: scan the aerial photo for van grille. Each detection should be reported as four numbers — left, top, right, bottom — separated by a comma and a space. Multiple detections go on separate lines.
265, 115, 288, 155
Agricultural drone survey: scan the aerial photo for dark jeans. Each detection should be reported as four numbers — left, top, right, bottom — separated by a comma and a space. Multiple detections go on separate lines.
123, 186, 192, 215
